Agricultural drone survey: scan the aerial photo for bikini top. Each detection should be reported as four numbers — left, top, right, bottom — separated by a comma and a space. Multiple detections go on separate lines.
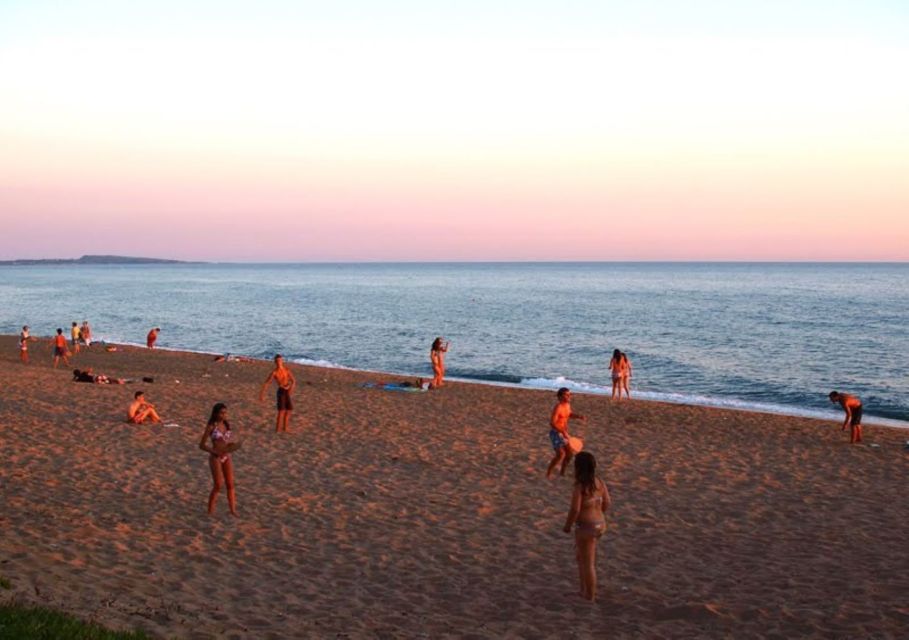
211, 424, 231, 443
581, 481, 604, 508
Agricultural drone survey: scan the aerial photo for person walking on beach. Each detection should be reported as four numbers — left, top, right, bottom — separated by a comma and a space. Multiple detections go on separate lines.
80, 320, 92, 348
430, 337, 450, 388
547, 387, 586, 479
127, 391, 162, 424
18, 325, 35, 364
829, 391, 863, 444
199, 403, 239, 515
70, 322, 81, 354
620, 351, 633, 399
563, 451, 611, 601
608, 350, 624, 400
260, 354, 296, 432
52, 328, 70, 368
146, 327, 160, 349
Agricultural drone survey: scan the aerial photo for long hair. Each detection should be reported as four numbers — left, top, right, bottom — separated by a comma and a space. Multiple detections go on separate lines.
574, 452, 598, 496
611, 349, 621, 361
431, 337, 443, 351
207, 402, 230, 431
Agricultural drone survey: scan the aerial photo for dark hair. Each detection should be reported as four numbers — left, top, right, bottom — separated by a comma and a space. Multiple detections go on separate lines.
574, 452, 598, 495
72, 369, 81, 378
207, 403, 230, 430
431, 337, 443, 351
57, 328, 63, 334
274, 354, 283, 362
828, 391, 839, 400
72, 322, 77, 326
557, 387, 571, 400
612, 349, 621, 360
135, 391, 144, 399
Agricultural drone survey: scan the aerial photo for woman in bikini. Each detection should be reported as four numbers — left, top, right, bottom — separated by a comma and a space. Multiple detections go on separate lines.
620, 351, 632, 399
198, 403, 239, 516
608, 349, 624, 400
563, 451, 611, 601
430, 337, 450, 388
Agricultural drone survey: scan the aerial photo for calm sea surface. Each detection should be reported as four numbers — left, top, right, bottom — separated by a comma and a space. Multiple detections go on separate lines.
1, 262, 906, 426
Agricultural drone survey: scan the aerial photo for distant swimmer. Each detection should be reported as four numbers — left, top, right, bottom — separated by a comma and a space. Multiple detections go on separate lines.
547, 387, 587, 479
430, 337, 450, 388
71, 322, 81, 354
52, 328, 70, 369
199, 402, 240, 516
146, 327, 160, 349
18, 325, 35, 364
259, 354, 297, 433
563, 452, 612, 601
127, 391, 162, 424
829, 391, 863, 444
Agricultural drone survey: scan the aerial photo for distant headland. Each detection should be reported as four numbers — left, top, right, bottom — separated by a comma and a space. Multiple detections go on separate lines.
0, 255, 198, 266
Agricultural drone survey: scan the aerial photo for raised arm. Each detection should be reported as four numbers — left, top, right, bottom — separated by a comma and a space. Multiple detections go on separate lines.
563, 486, 582, 533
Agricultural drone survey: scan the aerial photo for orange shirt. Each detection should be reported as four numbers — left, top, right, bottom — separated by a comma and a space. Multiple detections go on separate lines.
54, 334, 66, 348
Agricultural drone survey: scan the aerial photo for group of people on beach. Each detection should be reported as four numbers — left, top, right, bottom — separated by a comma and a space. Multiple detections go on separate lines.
18, 321, 94, 368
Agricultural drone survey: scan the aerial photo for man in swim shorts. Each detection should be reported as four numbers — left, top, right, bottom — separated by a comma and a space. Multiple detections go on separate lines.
546, 387, 586, 479
829, 391, 863, 444
127, 391, 162, 424
260, 354, 297, 433
71, 322, 81, 354
52, 328, 70, 369
147, 327, 160, 349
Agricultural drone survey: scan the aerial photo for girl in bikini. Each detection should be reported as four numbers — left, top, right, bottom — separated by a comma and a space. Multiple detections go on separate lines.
199, 403, 240, 516
430, 337, 450, 388
563, 451, 611, 601
608, 349, 624, 400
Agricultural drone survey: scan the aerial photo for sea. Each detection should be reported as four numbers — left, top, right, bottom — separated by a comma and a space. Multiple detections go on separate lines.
1, 262, 907, 427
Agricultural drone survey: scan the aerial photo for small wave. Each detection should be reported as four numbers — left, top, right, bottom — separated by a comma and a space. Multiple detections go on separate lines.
290, 357, 349, 370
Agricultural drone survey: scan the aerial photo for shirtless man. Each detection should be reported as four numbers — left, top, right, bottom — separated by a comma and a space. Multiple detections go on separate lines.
547, 387, 587, 479
147, 327, 160, 349
52, 328, 70, 369
128, 391, 162, 424
829, 391, 863, 444
80, 321, 92, 348
259, 354, 297, 433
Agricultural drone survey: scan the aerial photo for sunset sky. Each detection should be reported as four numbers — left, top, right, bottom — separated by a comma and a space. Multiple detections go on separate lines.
1, 1, 907, 261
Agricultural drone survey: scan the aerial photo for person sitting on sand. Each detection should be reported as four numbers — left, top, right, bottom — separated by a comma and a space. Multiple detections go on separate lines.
199, 402, 239, 516
829, 391, 863, 444
259, 354, 296, 433
71, 322, 81, 354
547, 387, 586, 479
430, 337, 450, 388
146, 327, 160, 349
563, 452, 611, 602
52, 328, 70, 369
127, 391, 162, 424
18, 325, 36, 365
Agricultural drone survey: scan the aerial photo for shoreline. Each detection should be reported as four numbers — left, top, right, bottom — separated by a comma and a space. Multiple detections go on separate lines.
7, 332, 906, 430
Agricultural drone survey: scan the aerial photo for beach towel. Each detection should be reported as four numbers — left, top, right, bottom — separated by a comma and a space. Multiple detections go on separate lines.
361, 382, 428, 393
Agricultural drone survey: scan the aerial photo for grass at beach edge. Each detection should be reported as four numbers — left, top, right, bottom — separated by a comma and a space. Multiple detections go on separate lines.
0, 603, 151, 640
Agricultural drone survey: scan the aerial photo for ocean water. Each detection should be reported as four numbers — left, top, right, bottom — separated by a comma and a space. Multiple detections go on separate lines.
1, 262, 907, 427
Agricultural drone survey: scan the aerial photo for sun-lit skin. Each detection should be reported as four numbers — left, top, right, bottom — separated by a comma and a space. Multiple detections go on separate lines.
1, 1, 907, 261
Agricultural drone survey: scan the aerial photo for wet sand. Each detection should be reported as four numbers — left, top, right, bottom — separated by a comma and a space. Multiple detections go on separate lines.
1, 334, 907, 638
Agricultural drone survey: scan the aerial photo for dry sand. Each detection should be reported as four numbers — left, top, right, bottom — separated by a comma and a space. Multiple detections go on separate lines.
0, 334, 907, 639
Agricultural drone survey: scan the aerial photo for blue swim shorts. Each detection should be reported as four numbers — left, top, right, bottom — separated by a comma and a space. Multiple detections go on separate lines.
549, 429, 567, 451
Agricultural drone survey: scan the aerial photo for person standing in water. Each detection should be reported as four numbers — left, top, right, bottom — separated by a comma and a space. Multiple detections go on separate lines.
146, 327, 160, 349
620, 351, 633, 399
608, 349, 624, 400
259, 354, 296, 433
198, 403, 239, 515
829, 391, 864, 444
563, 452, 611, 601
430, 337, 450, 388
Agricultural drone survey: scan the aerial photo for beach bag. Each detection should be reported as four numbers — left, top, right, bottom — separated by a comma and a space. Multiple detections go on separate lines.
568, 436, 584, 454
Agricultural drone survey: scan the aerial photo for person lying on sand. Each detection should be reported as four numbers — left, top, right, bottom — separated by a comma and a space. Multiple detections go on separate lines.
547, 387, 586, 479
563, 452, 611, 602
199, 403, 240, 516
213, 353, 252, 363
127, 391, 162, 424
373, 378, 429, 390
829, 391, 863, 444
72, 368, 125, 385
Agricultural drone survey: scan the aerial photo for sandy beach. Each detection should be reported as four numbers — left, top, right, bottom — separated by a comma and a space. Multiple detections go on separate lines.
0, 334, 907, 639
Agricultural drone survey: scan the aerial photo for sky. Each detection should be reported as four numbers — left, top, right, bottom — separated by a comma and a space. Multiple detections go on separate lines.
1, 1, 907, 261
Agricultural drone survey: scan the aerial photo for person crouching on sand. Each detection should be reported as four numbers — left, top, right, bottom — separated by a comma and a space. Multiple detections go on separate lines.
127, 391, 162, 424
199, 403, 240, 516
829, 391, 863, 444
260, 354, 296, 433
563, 452, 611, 601
547, 387, 586, 479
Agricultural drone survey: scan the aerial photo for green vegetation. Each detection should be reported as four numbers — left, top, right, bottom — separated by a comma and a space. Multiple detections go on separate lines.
0, 605, 150, 639
0, 576, 11, 590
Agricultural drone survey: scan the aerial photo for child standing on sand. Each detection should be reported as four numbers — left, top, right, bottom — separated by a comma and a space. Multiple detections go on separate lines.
547, 387, 586, 479
563, 452, 611, 601
52, 328, 70, 368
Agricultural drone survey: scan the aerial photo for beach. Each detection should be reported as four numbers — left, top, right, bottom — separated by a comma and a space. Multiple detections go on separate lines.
1, 334, 907, 639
